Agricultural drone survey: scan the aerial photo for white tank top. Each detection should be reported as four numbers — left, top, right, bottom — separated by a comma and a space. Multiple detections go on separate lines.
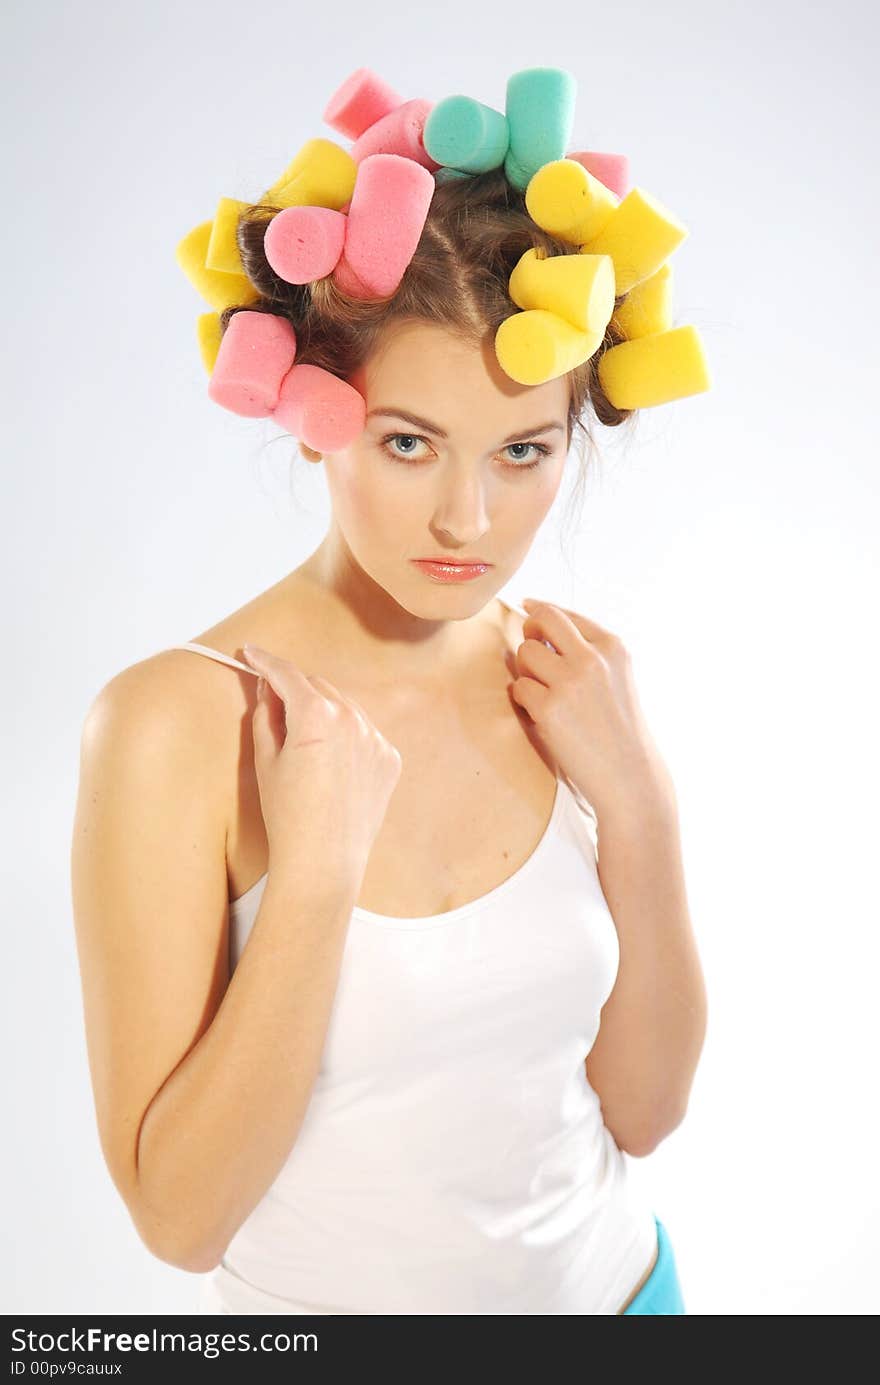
167, 602, 658, 1315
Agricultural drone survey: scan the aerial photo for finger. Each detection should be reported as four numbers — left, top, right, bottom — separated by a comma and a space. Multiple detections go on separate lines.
308, 674, 374, 730
241, 644, 311, 707
252, 676, 287, 756
306, 672, 348, 706
515, 637, 561, 687
519, 602, 583, 658
509, 673, 551, 723
522, 598, 617, 650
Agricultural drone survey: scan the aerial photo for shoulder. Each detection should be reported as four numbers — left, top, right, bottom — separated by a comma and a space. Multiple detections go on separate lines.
80, 645, 249, 838
85, 642, 248, 742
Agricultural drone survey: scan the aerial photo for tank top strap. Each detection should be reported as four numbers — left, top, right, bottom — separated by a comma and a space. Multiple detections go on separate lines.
166, 642, 257, 676
559, 769, 598, 824
498, 595, 527, 619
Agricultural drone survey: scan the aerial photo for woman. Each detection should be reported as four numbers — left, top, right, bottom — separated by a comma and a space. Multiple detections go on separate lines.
70, 132, 707, 1315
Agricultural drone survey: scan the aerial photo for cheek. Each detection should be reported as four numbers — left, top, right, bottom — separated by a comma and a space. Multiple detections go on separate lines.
507, 464, 564, 533
327, 459, 414, 543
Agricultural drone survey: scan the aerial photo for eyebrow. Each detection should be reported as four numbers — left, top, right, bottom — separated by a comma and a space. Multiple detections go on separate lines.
365, 408, 565, 446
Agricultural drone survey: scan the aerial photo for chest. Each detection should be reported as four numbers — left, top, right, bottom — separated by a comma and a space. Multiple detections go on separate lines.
228, 773, 618, 1086
226, 681, 562, 919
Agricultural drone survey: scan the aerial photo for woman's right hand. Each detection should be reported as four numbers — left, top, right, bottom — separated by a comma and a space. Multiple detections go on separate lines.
240, 644, 403, 885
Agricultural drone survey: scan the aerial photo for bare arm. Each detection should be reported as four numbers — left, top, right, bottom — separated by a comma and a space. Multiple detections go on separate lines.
586, 786, 708, 1157
71, 661, 360, 1272
136, 870, 359, 1271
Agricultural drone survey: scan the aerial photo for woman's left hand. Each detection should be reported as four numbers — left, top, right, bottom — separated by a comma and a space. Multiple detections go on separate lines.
509, 598, 677, 822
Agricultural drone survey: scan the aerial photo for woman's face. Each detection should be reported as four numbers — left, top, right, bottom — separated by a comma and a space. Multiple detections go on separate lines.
317, 318, 571, 619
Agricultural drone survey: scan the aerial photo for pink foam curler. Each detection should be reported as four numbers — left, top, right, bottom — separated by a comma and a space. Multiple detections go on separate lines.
566, 150, 629, 200
331, 153, 436, 300
264, 205, 348, 284
272, 363, 366, 452
350, 99, 441, 172
323, 67, 404, 141
207, 310, 297, 416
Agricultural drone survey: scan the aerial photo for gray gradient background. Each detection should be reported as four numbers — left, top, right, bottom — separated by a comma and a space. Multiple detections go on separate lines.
2, 0, 878, 1315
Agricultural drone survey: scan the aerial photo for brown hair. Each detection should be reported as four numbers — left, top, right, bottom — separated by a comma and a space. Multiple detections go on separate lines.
222, 164, 635, 431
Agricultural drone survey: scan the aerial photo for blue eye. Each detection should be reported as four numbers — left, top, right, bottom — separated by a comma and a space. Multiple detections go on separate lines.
379, 433, 551, 470
382, 433, 426, 459
503, 441, 550, 467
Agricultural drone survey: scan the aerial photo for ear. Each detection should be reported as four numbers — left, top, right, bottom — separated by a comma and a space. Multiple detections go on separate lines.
299, 443, 323, 463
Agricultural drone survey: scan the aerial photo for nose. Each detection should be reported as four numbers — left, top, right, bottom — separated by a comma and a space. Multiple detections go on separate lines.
430, 463, 491, 548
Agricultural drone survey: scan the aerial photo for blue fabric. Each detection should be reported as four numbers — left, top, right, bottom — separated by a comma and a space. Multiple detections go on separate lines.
622, 1215, 686, 1315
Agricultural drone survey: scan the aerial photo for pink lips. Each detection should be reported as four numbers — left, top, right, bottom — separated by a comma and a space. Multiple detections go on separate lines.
411, 559, 491, 583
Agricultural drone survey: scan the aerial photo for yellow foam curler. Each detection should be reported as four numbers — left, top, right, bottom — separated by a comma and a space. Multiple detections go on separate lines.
262, 137, 357, 211
508, 248, 615, 336
178, 68, 712, 422
525, 158, 618, 247
205, 197, 251, 275
197, 311, 223, 373
581, 187, 688, 296
597, 324, 711, 409
613, 262, 674, 339
175, 220, 260, 311
495, 308, 604, 386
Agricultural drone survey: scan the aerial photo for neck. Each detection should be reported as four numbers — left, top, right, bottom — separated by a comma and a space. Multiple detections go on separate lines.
291, 533, 502, 682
